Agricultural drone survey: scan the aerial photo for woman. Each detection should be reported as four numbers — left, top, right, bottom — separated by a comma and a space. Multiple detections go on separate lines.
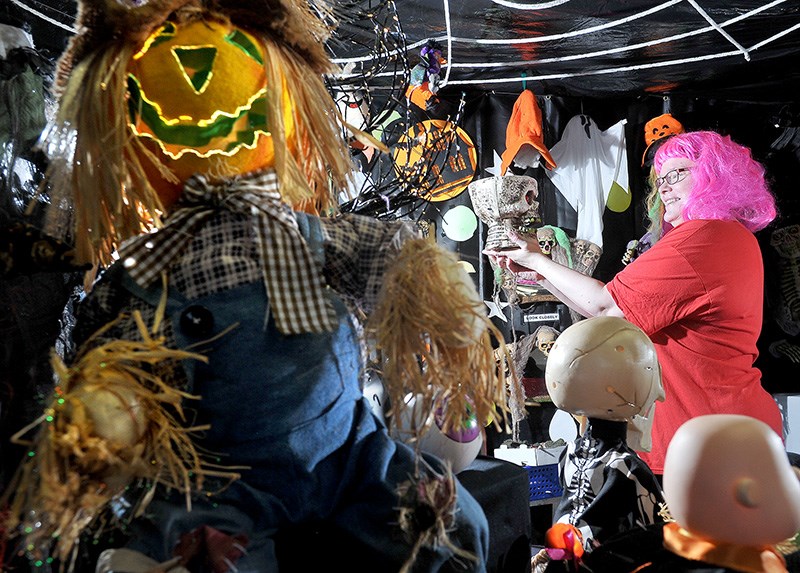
485, 131, 782, 475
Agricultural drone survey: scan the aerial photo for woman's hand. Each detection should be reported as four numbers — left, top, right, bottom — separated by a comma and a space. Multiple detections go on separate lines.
483, 229, 544, 275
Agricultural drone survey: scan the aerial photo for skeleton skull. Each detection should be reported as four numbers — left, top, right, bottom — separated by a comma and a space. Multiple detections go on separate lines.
771, 224, 800, 259
537, 227, 556, 257
572, 239, 603, 277
534, 326, 560, 356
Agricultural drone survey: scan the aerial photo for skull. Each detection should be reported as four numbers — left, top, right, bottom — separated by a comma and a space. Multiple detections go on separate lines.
468, 175, 540, 250
537, 227, 556, 257
534, 326, 560, 356
572, 239, 602, 276
771, 224, 800, 259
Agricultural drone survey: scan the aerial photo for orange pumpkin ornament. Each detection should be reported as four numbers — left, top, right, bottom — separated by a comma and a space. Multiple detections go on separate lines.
545, 523, 585, 560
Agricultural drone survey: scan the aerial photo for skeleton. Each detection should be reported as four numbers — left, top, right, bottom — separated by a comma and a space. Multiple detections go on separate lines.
768, 224, 800, 336
769, 339, 800, 364
621, 239, 639, 266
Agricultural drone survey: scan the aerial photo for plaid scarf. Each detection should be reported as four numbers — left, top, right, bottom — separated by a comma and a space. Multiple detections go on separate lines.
118, 170, 336, 335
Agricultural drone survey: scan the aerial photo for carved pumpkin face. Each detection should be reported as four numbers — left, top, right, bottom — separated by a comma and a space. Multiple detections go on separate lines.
127, 19, 294, 202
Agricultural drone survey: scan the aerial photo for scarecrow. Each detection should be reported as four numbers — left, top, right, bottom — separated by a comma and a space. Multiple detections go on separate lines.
1, 1, 510, 572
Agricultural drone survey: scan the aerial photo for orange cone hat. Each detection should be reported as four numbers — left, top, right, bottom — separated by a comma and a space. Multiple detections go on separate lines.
500, 89, 556, 174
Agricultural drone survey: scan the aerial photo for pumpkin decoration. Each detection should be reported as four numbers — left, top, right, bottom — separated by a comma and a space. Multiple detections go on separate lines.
40, 0, 355, 266
127, 19, 296, 206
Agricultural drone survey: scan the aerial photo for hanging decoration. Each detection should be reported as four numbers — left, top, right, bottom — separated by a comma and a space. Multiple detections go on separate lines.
326, 0, 409, 138
501, 89, 556, 175
392, 118, 477, 202
406, 39, 446, 113
341, 95, 471, 220
441, 204, 478, 242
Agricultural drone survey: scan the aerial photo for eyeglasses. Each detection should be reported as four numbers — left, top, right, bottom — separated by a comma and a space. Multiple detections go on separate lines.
655, 167, 691, 189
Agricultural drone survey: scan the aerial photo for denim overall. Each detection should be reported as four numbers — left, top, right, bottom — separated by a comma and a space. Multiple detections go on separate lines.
114, 213, 489, 572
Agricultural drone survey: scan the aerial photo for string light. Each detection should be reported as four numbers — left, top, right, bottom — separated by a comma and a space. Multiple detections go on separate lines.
8, 0, 76, 33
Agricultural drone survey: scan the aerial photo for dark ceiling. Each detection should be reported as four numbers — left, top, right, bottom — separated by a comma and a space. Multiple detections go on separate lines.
390, 0, 800, 103
7, 0, 800, 103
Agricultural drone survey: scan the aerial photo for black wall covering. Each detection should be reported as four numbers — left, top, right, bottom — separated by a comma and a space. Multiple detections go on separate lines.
427, 84, 800, 394
393, 0, 800, 103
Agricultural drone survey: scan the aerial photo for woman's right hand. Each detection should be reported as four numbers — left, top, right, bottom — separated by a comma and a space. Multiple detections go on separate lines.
483, 228, 545, 274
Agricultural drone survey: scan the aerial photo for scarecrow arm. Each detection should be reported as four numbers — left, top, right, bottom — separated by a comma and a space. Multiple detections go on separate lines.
320, 213, 419, 314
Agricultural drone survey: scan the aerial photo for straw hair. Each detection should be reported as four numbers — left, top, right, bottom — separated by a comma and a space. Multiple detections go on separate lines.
41, 0, 353, 265
367, 239, 511, 439
262, 38, 354, 213
41, 41, 170, 266
1, 310, 241, 571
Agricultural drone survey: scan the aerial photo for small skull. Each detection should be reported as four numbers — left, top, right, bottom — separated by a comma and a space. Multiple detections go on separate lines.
534, 326, 560, 356
572, 239, 602, 276
582, 247, 601, 267
537, 227, 556, 257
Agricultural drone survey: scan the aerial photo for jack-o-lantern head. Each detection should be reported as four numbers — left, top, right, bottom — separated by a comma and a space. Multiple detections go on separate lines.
126, 18, 295, 205
41, 0, 355, 266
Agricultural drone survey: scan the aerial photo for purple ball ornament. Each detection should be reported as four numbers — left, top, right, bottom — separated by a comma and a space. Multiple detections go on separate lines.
435, 402, 481, 443
393, 393, 484, 473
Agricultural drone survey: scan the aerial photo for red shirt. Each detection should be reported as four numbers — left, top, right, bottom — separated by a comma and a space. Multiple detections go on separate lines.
607, 219, 782, 474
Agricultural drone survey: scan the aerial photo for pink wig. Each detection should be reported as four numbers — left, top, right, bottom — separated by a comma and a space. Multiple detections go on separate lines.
654, 131, 777, 232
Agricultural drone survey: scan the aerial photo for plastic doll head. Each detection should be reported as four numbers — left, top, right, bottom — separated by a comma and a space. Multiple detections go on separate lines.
663, 414, 800, 546
544, 316, 663, 421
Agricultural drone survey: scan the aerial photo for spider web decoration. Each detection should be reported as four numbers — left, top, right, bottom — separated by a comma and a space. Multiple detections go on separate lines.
326, 0, 429, 220
339, 95, 469, 221
325, 2, 474, 221
326, 0, 409, 136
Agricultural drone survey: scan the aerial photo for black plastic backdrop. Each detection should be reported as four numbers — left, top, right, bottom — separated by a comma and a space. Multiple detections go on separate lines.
392, 0, 800, 102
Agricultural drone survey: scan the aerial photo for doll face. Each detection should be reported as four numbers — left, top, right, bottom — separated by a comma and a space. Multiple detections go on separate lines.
127, 19, 293, 190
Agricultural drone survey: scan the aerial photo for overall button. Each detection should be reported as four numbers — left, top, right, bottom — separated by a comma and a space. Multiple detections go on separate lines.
180, 305, 214, 337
